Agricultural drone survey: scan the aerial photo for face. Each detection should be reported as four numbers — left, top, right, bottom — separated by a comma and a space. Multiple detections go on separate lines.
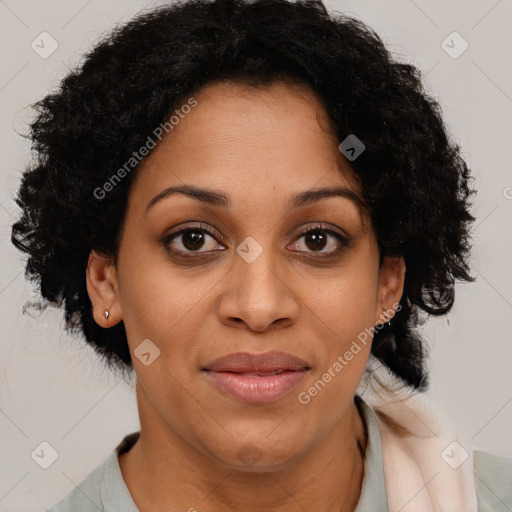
87, 79, 404, 472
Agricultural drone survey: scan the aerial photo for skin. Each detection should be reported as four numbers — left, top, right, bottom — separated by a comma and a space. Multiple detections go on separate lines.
86, 79, 405, 512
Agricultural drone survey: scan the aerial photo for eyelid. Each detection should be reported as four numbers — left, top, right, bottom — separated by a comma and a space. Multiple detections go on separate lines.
164, 221, 224, 241
162, 221, 350, 258
294, 222, 350, 242
164, 221, 348, 244
289, 223, 351, 255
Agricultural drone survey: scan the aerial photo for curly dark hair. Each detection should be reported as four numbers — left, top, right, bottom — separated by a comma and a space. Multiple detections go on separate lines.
11, 0, 475, 389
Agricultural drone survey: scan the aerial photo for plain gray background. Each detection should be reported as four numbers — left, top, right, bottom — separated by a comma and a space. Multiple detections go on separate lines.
1, 1, 511, 510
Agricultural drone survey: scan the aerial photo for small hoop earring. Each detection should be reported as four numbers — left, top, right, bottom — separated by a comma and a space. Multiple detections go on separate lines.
383, 311, 392, 327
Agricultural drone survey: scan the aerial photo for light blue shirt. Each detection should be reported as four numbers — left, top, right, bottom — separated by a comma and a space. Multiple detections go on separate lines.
47, 398, 512, 512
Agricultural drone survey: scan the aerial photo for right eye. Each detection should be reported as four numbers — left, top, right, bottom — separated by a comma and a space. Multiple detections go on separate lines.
162, 224, 226, 256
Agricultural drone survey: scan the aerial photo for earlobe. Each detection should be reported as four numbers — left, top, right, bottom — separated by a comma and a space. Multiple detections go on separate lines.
86, 250, 121, 328
375, 256, 406, 325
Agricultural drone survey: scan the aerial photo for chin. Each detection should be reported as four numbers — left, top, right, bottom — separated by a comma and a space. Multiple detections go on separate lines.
209, 438, 306, 473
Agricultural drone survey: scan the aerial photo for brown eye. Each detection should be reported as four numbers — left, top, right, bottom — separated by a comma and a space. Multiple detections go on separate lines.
180, 230, 208, 251
162, 224, 225, 255
304, 230, 328, 251
291, 224, 350, 256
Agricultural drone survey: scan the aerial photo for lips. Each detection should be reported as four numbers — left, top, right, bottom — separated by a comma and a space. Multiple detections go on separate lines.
203, 351, 311, 373
202, 351, 311, 403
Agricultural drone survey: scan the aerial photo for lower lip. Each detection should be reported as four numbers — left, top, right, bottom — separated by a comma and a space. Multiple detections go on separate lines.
204, 370, 308, 403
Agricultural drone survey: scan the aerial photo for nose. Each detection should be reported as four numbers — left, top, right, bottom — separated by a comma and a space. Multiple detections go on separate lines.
217, 246, 300, 333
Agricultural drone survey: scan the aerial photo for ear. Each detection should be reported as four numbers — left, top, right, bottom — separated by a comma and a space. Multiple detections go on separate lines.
374, 256, 406, 325
86, 250, 122, 328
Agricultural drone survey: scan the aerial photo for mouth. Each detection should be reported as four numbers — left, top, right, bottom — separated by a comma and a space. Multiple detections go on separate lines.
202, 351, 311, 403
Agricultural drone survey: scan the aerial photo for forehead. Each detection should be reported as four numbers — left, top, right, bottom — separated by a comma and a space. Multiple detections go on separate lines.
128, 80, 367, 221
165, 79, 341, 163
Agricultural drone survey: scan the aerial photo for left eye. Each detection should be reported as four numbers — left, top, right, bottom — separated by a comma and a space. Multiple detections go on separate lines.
291, 227, 349, 254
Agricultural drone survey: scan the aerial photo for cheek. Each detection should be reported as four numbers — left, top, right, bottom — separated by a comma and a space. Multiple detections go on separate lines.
311, 261, 379, 342
117, 253, 207, 344
303, 260, 378, 389
297, 287, 374, 422
116, 258, 223, 404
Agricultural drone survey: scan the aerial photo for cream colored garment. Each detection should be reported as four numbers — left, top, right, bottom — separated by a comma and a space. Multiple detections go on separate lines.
356, 354, 479, 512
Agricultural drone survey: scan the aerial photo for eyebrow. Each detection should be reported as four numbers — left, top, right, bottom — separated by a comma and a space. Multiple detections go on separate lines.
145, 184, 364, 213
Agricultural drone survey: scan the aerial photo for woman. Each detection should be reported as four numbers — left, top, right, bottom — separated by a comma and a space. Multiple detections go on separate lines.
11, 0, 511, 510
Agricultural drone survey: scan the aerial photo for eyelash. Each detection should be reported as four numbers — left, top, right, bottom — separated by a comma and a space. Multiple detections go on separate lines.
161, 222, 350, 259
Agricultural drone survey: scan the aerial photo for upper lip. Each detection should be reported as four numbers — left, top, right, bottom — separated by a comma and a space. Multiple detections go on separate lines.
203, 351, 311, 373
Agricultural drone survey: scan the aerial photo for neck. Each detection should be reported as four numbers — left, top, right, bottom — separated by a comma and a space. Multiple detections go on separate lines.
119, 395, 367, 512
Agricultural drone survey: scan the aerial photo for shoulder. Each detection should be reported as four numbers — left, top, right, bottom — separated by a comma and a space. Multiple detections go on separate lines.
46, 432, 140, 512
46, 458, 107, 512
474, 449, 512, 512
